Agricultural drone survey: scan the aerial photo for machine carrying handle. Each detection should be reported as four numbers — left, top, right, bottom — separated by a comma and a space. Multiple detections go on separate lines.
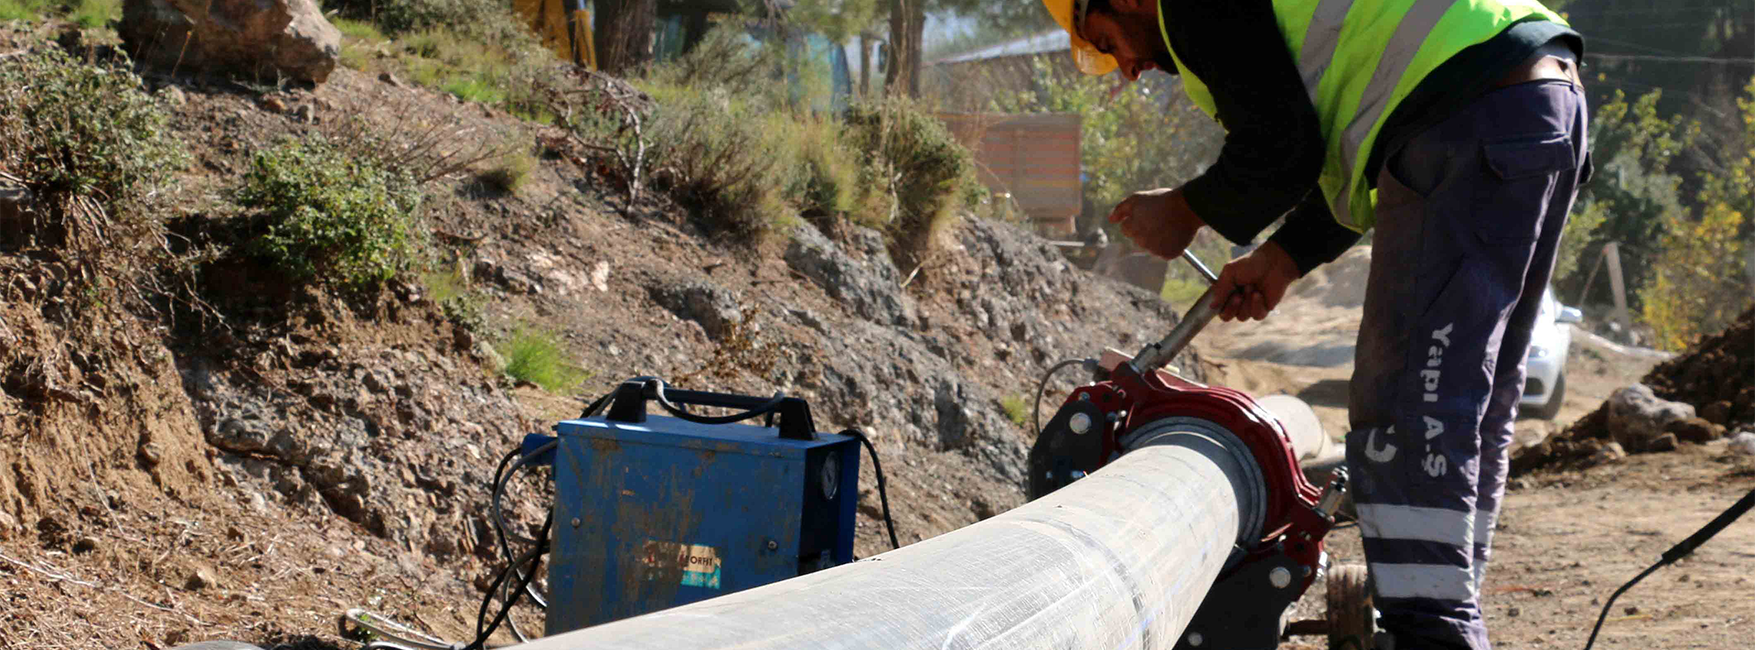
601, 378, 820, 441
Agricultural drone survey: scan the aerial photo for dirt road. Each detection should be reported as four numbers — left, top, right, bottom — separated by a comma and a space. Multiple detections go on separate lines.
1183, 263, 1751, 650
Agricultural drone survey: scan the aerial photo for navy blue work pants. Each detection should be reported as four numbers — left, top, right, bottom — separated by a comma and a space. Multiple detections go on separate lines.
1345, 78, 1590, 650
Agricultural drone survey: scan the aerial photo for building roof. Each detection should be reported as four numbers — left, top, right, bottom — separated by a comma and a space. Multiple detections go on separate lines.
931, 29, 1068, 65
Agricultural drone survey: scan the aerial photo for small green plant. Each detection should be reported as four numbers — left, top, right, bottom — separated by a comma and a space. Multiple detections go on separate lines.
0, 0, 50, 22
785, 117, 862, 219
442, 75, 505, 104
68, 0, 119, 27
333, 17, 387, 42
479, 147, 536, 194
421, 265, 483, 329
334, 18, 388, 71
499, 326, 590, 392
999, 395, 1031, 428
235, 135, 425, 287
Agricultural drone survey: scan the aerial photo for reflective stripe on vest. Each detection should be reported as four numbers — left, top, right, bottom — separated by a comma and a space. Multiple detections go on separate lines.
1160, 0, 1565, 232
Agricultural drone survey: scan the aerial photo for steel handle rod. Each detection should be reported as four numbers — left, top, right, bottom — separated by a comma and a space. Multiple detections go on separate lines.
1131, 250, 1222, 372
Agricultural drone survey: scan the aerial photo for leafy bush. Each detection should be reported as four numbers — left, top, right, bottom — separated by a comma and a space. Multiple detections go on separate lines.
69, 0, 118, 27
1558, 89, 1698, 312
0, 0, 50, 22
333, 17, 388, 42
235, 136, 424, 287
641, 85, 797, 238
499, 326, 589, 392
345, 0, 528, 41
1640, 78, 1755, 350
0, 48, 184, 255
479, 147, 536, 195
783, 117, 862, 219
648, 25, 780, 96
845, 98, 979, 266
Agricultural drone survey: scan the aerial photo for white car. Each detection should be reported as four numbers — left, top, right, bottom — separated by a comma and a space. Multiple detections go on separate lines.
1521, 286, 1584, 419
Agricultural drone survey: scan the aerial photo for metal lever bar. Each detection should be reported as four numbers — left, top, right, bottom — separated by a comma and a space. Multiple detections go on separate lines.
1130, 251, 1224, 373
1180, 249, 1219, 284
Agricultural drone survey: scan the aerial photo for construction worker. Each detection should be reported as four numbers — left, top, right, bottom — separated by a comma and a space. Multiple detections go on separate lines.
1041, 0, 1589, 648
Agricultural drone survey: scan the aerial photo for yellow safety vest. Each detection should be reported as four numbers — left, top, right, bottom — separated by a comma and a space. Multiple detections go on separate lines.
1161, 0, 1566, 231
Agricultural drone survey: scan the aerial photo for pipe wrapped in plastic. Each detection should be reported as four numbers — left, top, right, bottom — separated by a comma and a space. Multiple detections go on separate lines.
511, 421, 1263, 650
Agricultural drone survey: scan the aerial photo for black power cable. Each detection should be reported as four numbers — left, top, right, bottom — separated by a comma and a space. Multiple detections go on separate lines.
840, 428, 901, 550
1034, 358, 1096, 439
1581, 486, 1755, 650
469, 513, 552, 650
485, 449, 539, 643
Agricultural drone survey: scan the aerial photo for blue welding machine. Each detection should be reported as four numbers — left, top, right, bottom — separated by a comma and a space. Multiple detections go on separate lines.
545, 379, 860, 635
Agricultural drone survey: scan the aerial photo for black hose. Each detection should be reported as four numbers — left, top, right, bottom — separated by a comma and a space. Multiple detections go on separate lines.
490, 446, 549, 609
1581, 487, 1755, 650
841, 428, 900, 550
470, 514, 552, 650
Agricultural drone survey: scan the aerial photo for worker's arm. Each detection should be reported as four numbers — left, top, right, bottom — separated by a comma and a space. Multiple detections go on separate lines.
1210, 192, 1362, 321
1266, 191, 1364, 275
1167, 0, 1325, 246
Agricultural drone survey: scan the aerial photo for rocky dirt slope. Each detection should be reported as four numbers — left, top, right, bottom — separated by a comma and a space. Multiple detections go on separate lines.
0, 37, 1200, 646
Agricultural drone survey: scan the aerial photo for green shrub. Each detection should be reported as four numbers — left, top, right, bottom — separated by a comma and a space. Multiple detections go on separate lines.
845, 98, 979, 266
785, 117, 862, 219
641, 85, 798, 238
443, 75, 506, 104
479, 147, 536, 194
333, 17, 388, 42
235, 135, 424, 287
69, 0, 118, 27
499, 326, 589, 392
0, 48, 184, 253
0, 0, 50, 21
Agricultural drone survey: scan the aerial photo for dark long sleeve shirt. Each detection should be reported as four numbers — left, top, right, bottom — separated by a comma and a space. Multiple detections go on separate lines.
1159, 0, 1582, 275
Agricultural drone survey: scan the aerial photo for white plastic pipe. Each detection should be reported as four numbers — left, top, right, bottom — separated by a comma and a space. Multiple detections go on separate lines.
513, 420, 1264, 650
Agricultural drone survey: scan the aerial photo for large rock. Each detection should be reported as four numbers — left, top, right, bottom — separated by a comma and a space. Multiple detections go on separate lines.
650, 280, 743, 340
121, 0, 340, 84
1606, 383, 1697, 451
784, 224, 917, 328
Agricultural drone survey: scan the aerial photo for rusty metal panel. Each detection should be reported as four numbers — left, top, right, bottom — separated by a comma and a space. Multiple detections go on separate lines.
938, 112, 1082, 236
547, 417, 858, 635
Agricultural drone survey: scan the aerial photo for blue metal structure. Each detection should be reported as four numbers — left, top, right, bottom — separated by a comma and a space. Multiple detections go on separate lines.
545, 396, 859, 636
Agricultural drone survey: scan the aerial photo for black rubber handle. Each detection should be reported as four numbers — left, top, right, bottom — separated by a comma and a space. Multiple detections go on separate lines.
1661, 486, 1755, 565
601, 377, 819, 441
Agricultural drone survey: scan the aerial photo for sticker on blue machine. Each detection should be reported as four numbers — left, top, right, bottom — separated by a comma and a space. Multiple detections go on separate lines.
641, 540, 722, 589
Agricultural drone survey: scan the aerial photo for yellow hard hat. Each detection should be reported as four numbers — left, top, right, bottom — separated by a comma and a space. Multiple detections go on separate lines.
1042, 0, 1118, 76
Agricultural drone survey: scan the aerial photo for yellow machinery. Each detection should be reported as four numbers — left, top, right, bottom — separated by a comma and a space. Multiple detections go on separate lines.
513, 0, 594, 68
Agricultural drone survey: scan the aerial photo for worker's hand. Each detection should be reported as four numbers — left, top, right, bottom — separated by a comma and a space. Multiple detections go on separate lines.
1107, 187, 1203, 260
1211, 241, 1300, 322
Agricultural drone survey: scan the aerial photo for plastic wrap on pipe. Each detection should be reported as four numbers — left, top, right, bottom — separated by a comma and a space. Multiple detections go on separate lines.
1256, 394, 1331, 462
514, 424, 1262, 650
